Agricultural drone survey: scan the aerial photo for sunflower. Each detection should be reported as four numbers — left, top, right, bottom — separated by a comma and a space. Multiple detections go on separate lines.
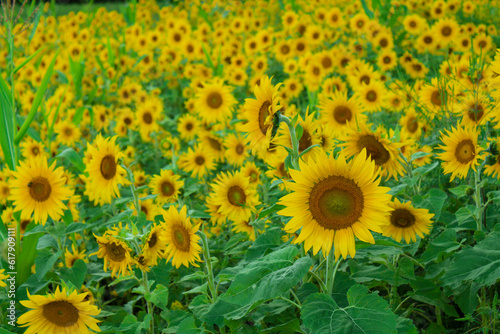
241, 161, 261, 186
353, 80, 387, 112
136, 100, 162, 140
341, 125, 405, 180
224, 133, 248, 167
211, 171, 260, 222
457, 93, 493, 127
399, 108, 423, 139
132, 199, 160, 221
55, 120, 81, 147
18, 287, 101, 334
150, 169, 184, 204
142, 224, 167, 266
20, 139, 46, 159
194, 79, 236, 124
437, 125, 484, 181
278, 149, 391, 260
162, 205, 202, 268
433, 18, 459, 45
484, 152, 500, 179
9, 156, 72, 225
241, 76, 282, 152
84, 135, 127, 206
65, 244, 88, 268
382, 198, 433, 243
199, 131, 225, 162
92, 234, 134, 277
232, 219, 256, 241
0, 180, 10, 205
318, 90, 366, 134
178, 144, 216, 179
177, 114, 200, 140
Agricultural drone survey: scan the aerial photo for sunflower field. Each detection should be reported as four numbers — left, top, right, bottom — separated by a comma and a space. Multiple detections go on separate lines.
1, 0, 500, 333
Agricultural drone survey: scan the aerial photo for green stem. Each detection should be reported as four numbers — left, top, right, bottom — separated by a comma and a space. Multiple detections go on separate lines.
308, 270, 327, 294
199, 231, 217, 302
279, 297, 301, 310
279, 114, 300, 170
326, 248, 340, 296
142, 270, 155, 334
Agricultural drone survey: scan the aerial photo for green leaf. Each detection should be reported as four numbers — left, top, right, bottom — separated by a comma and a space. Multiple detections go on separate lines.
410, 151, 430, 161
259, 204, 286, 219
420, 229, 461, 263
145, 284, 169, 310
60, 259, 88, 288
301, 285, 398, 334
0, 74, 16, 171
360, 0, 375, 18
35, 249, 62, 280
455, 205, 478, 225
441, 232, 500, 289
409, 277, 458, 317
418, 188, 447, 221
15, 51, 58, 145
449, 185, 471, 198
413, 161, 439, 177
14, 46, 46, 74
245, 227, 284, 261
57, 148, 86, 173
18, 228, 43, 286
69, 54, 85, 99
397, 317, 417, 334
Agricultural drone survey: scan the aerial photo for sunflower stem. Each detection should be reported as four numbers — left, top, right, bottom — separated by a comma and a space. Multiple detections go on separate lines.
326, 253, 341, 296
199, 230, 217, 303
279, 114, 300, 170
141, 269, 155, 334
307, 269, 327, 294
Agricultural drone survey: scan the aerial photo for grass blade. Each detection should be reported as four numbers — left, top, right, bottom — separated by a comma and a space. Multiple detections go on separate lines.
14, 46, 45, 74
15, 50, 59, 145
0, 75, 16, 171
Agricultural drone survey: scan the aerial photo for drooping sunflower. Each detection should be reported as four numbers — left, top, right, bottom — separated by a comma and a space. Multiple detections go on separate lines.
484, 152, 500, 179
84, 134, 127, 206
278, 149, 391, 260
9, 156, 72, 225
382, 198, 434, 243
211, 171, 260, 222
18, 287, 101, 334
437, 125, 484, 181
194, 79, 237, 124
341, 125, 405, 180
162, 205, 202, 268
149, 169, 184, 204
91, 234, 134, 277
241, 76, 282, 152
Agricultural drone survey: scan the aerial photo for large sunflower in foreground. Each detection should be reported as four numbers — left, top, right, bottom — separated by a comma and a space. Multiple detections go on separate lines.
194, 79, 237, 124
9, 156, 72, 225
162, 206, 202, 268
437, 125, 484, 181
18, 287, 101, 334
382, 198, 433, 243
241, 76, 282, 152
84, 134, 127, 206
278, 149, 392, 261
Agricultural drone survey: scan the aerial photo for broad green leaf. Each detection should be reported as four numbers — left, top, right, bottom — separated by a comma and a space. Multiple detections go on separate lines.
301, 285, 398, 334
397, 317, 418, 334
441, 232, 500, 289
0, 74, 16, 171
409, 277, 458, 317
35, 249, 62, 280
245, 227, 283, 261
176, 317, 199, 334
449, 185, 471, 198
420, 229, 461, 263
455, 205, 478, 225
451, 281, 480, 315
59, 259, 88, 289
417, 188, 447, 222
57, 148, 86, 173
145, 284, 169, 310
260, 319, 300, 333
15, 51, 58, 145
18, 227, 43, 286
360, 0, 374, 18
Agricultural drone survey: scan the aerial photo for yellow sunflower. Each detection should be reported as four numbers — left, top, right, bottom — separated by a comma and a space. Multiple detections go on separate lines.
84, 134, 127, 206
9, 156, 72, 225
149, 170, 184, 204
0, 269, 9, 287
484, 152, 500, 179
241, 76, 282, 152
18, 287, 101, 334
177, 114, 200, 141
142, 224, 167, 266
437, 125, 484, 181
65, 244, 88, 268
318, 90, 366, 134
162, 205, 202, 268
91, 234, 134, 277
178, 144, 216, 179
211, 171, 260, 222
341, 125, 405, 180
232, 219, 256, 241
194, 79, 237, 124
278, 149, 391, 261
224, 133, 248, 167
382, 198, 434, 243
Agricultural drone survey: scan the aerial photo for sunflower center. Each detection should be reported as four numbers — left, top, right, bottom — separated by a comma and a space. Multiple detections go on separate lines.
143, 112, 153, 124
195, 156, 205, 165
208, 137, 222, 151
148, 232, 157, 247
321, 56, 332, 68
258, 100, 272, 134
124, 117, 132, 125
227, 186, 246, 206
390, 208, 416, 228
161, 181, 175, 196
186, 122, 193, 131
431, 91, 442, 106
366, 90, 377, 102
298, 129, 312, 152
21, 219, 30, 231
172, 225, 190, 251
468, 103, 484, 122
43, 301, 79, 327
455, 139, 475, 164
100, 155, 117, 180
281, 45, 290, 54
441, 26, 452, 36
357, 135, 390, 165
360, 75, 370, 85
29, 176, 52, 202
207, 92, 223, 109
105, 242, 126, 262
141, 205, 148, 215
309, 175, 364, 230
249, 171, 258, 182
406, 116, 419, 133
64, 128, 72, 136
32, 147, 40, 155
236, 144, 244, 155
334, 106, 352, 124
